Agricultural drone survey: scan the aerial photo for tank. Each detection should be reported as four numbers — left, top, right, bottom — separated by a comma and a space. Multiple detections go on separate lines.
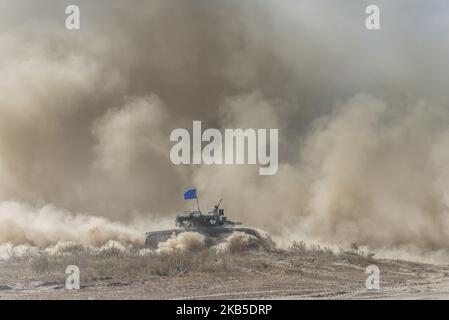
145, 199, 274, 250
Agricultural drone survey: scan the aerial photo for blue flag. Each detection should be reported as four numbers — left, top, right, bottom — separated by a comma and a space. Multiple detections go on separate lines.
184, 188, 197, 200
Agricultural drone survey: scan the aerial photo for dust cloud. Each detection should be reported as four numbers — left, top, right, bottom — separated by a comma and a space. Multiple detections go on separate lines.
213, 232, 260, 254
1, 1, 449, 262
156, 232, 206, 253
0, 201, 142, 247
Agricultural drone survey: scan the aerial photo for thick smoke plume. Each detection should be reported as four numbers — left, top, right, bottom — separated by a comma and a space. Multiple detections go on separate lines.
1, 1, 449, 261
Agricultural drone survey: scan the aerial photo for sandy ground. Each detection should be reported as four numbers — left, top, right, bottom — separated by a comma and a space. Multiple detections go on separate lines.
1, 248, 449, 300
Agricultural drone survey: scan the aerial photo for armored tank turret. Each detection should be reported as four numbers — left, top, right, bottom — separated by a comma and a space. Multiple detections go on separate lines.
175, 199, 239, 228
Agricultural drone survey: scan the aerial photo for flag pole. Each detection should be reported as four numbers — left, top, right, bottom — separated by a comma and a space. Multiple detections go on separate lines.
196, 197, 201, 212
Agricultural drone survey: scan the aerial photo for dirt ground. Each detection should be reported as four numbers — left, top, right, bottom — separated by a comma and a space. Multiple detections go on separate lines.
1, 245, 449, 300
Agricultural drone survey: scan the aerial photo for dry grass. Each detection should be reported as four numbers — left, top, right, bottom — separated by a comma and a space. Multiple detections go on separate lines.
26, 239, 376, 282
289, 240, 375, 260
29, 248, 233, 280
